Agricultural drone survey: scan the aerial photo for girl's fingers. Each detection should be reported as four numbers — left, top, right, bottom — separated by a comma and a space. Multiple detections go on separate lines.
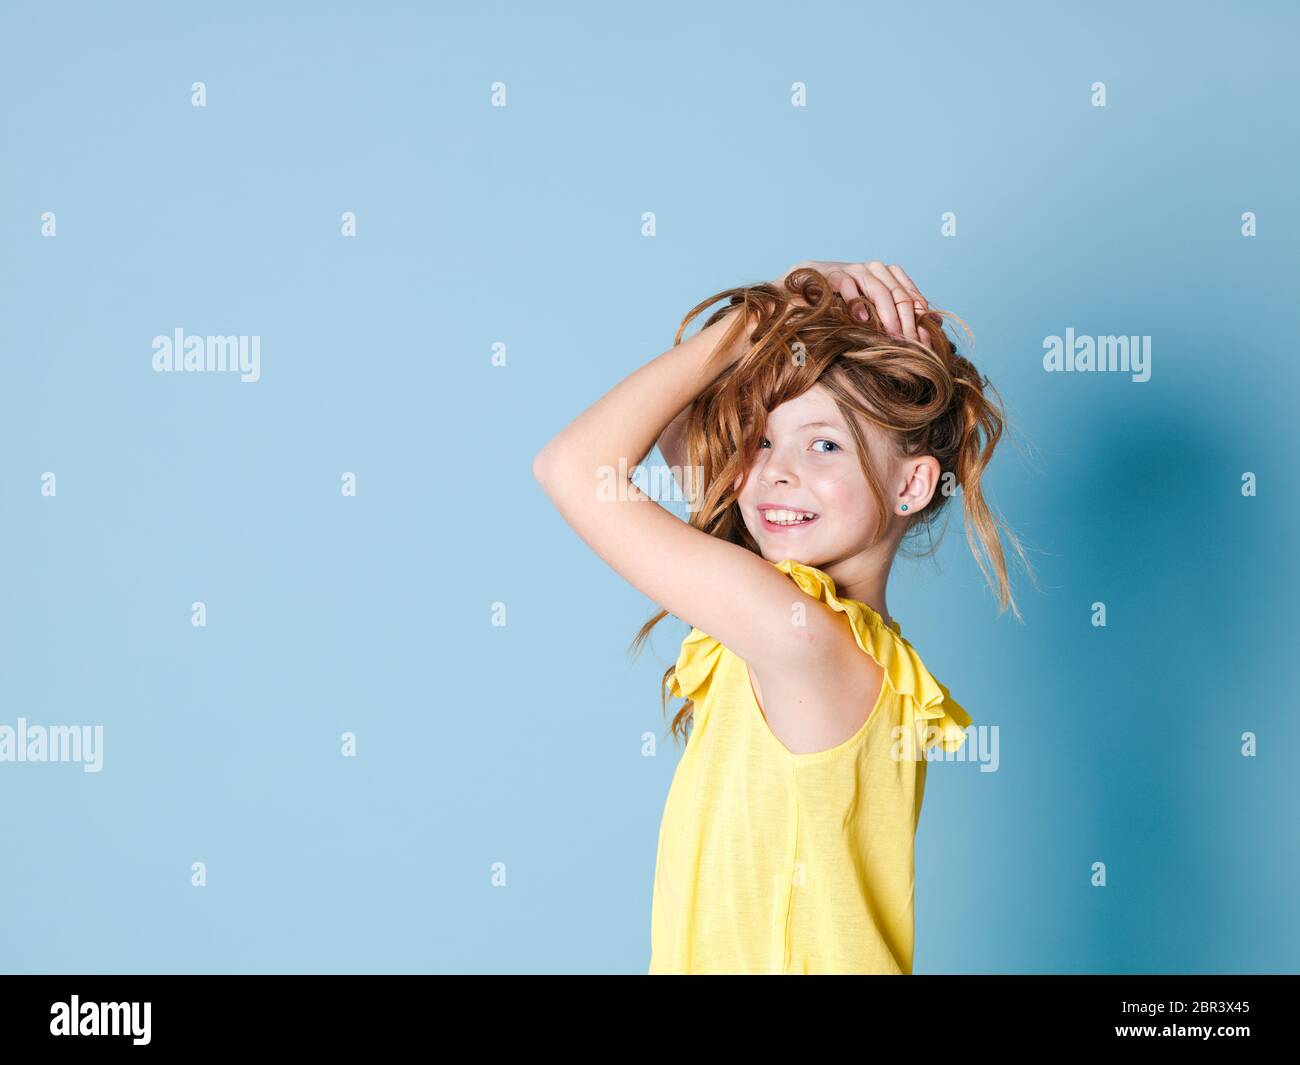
886, 263, 928, 316
868, 261, 927, 343
856, 262, 915, 340
891, 282, 919, 341
841, 270, 870, 323
806, 259, 929, 343
833, 270, 868, 323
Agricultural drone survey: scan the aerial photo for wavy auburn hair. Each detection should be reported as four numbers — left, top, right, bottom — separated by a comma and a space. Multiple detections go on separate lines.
631, 267, 1033, 746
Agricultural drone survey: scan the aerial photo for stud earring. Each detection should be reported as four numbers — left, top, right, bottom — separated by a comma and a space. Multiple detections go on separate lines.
900, 504, 909, 512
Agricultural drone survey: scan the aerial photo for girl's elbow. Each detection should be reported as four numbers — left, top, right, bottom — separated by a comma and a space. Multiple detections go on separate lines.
532, 442, 568, 486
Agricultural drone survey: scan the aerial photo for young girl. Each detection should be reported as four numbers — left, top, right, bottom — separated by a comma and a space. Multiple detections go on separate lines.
533, 260, 1026, 975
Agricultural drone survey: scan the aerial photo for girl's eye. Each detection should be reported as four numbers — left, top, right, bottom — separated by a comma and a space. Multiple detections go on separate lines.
758, 437, 840, 452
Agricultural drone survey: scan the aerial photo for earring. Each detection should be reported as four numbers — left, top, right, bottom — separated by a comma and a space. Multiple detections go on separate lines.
900, 504, 909, 512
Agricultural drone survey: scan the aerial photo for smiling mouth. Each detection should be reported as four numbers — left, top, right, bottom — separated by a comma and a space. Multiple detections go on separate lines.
760, 508, 820, 530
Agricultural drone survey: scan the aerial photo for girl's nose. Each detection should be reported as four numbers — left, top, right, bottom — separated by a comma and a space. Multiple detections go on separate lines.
760, 457, 797, 489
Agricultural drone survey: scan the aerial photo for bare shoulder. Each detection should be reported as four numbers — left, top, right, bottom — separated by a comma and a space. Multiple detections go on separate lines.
746, 610, 886, 756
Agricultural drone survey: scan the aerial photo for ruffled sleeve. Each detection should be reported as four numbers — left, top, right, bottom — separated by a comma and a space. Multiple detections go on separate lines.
669, 626, 725, 704
771, 559, 974, 757
911, 672, 973, 756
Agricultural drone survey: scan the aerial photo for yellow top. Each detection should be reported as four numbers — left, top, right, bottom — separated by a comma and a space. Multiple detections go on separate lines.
649, 558, 973, 975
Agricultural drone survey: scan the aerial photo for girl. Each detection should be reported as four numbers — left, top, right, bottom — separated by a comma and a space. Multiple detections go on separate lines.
533, 260, 1027, 974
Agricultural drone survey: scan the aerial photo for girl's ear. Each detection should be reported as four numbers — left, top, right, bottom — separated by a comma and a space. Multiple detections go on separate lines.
898, 456, 941, 513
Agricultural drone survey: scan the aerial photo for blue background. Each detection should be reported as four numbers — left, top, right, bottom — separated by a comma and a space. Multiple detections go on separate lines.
1, 0, 1296, 974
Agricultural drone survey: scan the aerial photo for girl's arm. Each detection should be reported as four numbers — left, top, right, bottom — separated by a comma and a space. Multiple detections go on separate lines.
532, 297, 850, 673
652, 403, 691, 493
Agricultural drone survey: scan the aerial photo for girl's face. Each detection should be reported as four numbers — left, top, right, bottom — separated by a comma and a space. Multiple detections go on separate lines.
735, 384, 895, 566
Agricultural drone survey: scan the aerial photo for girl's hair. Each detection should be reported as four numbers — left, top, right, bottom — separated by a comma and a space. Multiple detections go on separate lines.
630, 267, 1034, 746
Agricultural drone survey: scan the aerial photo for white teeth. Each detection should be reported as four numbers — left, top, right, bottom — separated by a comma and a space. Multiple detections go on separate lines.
764, 509, 817, 525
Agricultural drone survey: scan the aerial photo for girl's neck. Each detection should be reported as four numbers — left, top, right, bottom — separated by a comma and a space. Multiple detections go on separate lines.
821, 560, 894, 627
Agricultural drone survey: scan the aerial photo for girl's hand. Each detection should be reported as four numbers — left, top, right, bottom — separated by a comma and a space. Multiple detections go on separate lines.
778, 259, 932, 346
